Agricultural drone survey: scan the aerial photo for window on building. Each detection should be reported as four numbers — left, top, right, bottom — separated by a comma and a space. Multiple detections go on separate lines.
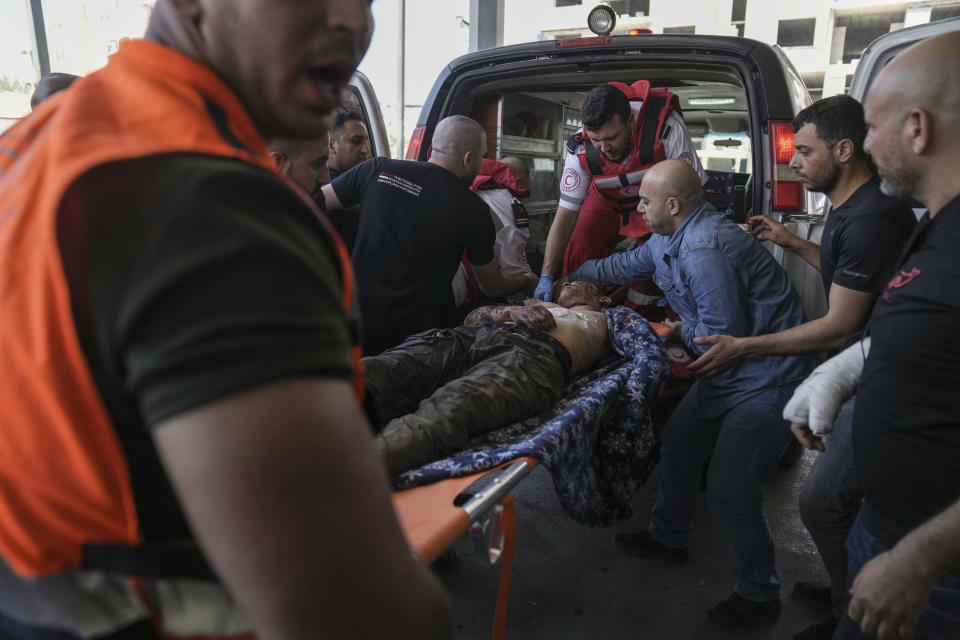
608, 0, 649, 15
833, 11, 905, 64
802, 72, 825, 101
844, 74, 855, 93
777, 18, 816, 47
555, 0, 582, 6
731, 0, 747, 36
664, 25, 696, 34
931, 4, 960, 20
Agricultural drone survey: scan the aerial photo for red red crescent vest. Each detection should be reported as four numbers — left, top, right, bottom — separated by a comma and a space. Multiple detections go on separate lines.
567, 80, 680, 238
0, 39, 363, 637
458, 158, 531, 305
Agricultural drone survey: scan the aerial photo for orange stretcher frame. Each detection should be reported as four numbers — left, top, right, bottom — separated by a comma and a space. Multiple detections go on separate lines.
392, 456, 537, 564
391, 456, 538, 640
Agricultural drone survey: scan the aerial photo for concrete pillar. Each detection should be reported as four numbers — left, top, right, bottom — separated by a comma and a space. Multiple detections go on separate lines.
24, 0, 50, 77
470, 0, 504, 51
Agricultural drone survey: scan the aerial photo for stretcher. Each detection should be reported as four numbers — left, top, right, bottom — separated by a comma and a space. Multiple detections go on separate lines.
389, 307, 672, 639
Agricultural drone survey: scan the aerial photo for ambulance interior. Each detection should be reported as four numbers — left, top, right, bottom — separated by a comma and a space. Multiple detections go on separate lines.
462, 66, 753, 271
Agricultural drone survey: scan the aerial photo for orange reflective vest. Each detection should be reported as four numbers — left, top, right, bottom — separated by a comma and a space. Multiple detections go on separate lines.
0, 38, 361, 635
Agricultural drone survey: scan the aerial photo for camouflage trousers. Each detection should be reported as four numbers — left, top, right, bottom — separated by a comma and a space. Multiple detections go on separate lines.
364, 323, 569, 475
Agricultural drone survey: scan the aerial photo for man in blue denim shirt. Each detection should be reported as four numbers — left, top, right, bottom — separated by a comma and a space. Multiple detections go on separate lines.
569, 159, 816, 630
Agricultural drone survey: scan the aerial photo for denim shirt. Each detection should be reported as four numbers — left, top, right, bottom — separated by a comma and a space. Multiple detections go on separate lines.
571, 200, 816, 416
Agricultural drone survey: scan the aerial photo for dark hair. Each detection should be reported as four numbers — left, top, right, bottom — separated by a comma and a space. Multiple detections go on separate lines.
580, 85, 631, 130
792, 94, 866, 158
329, 111, 365, 140
30, 72, 79, 108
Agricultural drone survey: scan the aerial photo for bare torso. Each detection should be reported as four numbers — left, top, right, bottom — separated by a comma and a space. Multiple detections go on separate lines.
540, 303, 609, 374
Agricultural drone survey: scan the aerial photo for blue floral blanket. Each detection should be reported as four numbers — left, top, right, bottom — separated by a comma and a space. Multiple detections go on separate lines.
392, 306, 670, 526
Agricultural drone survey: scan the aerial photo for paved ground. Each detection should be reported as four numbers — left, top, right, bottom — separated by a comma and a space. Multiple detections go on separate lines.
435, 449, 831, 639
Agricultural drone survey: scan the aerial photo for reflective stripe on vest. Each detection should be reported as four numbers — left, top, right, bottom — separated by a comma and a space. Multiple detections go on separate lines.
0, 38, 361, 638
0, 553, 253, 639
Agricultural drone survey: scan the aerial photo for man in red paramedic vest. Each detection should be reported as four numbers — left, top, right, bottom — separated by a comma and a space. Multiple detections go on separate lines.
452, 157, 537, 308
534, 82, 705, 304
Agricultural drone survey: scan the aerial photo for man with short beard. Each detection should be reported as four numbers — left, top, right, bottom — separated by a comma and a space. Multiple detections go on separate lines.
568, 159, 816, 631
683, 94, 915, 640
787, 30, 960, 640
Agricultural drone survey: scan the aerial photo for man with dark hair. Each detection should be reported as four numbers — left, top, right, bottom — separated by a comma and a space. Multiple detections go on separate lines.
686, 93, 916, 640
0, 1, 452, 639
580, 84, 629, 130
29, 72, 79, 108
268, 133, 331, 194
534, 81, 704, 303
368, 281, 610, 474
569, 159, 815, 631
787, 31, 960, 640
328, 110, 370, 179
324, 111, 370, 251
321, 115, 536, 355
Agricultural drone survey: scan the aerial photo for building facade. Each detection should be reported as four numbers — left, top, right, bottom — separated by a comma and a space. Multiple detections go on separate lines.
504, 0, 960, 98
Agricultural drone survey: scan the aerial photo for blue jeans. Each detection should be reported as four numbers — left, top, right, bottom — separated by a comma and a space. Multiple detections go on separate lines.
834, 514, 960, 639
799, 397, 860, 616
649, 381, 796, 602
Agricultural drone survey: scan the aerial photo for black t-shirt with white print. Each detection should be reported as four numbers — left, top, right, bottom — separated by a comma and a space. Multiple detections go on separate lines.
332, 157, 495, 355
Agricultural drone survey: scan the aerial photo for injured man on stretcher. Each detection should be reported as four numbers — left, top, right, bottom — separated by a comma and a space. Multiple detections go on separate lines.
365, 282, 612, 474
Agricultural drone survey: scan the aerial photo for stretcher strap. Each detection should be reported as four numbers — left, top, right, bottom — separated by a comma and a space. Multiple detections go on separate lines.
492, 496, 518, 640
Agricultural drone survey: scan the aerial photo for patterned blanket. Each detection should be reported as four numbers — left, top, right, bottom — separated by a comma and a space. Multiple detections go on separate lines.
392, 306, 670, 526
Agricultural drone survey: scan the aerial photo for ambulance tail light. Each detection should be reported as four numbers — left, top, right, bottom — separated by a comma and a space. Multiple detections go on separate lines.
405, 125, 427, 160
769, 120, 804, 212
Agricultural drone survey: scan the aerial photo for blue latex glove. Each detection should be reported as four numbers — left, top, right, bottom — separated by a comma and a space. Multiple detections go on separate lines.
534, 274, 555, 301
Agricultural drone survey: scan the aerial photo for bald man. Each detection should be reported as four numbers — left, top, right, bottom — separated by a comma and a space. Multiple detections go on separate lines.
569, 159, 815, 630
786, 31, 960, 640
322, 116, 532, 354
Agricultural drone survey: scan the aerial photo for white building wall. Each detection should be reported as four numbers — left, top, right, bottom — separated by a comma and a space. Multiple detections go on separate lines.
501, 0, 957, 99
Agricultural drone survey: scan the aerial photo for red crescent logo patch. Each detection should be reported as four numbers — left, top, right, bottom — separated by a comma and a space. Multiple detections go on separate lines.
561, 168, 582, 192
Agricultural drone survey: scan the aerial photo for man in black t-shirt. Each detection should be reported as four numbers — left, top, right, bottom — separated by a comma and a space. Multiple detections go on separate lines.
787, 31, 960, 640
322, 115, 538, 355
685, 95, 915, 640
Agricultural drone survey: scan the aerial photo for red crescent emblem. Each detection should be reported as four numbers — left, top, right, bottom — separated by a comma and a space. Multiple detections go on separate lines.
561, 168, 582, 192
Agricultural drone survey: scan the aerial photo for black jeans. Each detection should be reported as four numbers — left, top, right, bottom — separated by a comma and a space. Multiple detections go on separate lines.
364, 324, 568, 474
